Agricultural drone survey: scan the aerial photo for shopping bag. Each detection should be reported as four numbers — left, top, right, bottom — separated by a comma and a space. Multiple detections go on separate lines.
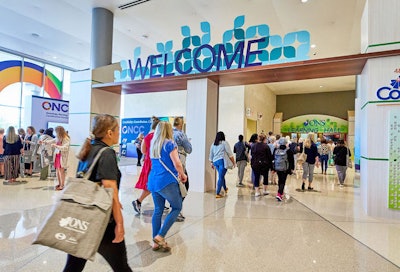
33, 147, 113, 261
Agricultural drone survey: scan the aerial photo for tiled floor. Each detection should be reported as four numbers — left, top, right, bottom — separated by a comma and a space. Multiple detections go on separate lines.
1, 162, 399, 272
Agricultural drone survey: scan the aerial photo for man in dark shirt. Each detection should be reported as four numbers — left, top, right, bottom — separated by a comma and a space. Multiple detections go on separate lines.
234, 135, 250, 187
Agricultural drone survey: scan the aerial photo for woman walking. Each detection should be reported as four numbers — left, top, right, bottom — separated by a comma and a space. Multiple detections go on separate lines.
209, 131, 235, 198
250, 133, 273, 197
318, 138, 330, 175
273, 138, 295, 201
148, 121, 187, 251
300, 133, 320, 191
132, 116, 160, 214
42, 126, 70, 190
134, 133, 144, 166
3, 126, 23, 183
23, 126, 38, 177
333, 140, 351, 187
63, 114, 132, 271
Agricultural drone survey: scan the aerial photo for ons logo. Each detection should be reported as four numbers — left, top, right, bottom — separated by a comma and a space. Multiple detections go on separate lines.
42, 101, 69, 112
59, 217, 89, 232
376, 76, 400, 100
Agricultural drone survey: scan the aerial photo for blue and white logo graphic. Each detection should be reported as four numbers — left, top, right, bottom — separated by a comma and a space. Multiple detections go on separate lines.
114, 15, 311, 82
377, 76, 400, 100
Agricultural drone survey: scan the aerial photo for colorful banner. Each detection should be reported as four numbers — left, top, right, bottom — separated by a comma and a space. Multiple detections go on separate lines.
30, 95, 69, 131
281, 114, 348, 134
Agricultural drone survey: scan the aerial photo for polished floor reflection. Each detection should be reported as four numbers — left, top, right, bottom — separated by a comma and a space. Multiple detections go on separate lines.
1, 162, 399, 272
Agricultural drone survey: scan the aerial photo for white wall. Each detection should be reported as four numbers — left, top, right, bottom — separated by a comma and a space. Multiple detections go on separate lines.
218, 86, 245, 148
123, 90, 186, 119
245, 84, 277, 134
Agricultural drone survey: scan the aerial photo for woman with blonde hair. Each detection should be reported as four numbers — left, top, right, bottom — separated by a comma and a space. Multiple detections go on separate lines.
63, 114, 132, 271
300, 133, 320, 191
148, 121, 187, 251
3, 126, 23, 183
42, 126, 70, 190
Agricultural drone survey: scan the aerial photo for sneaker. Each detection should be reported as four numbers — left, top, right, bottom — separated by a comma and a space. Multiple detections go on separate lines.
276, 193, 282, 201
339, 184, 344, 188
176, 213, 185, 222
255, 191, 261, 197
216, 194, 224, 198
263, 190, 270, 195
225, 187, 229, 194
301, 182, 305, 191
237, 183, 244, 187
132, 200, 141, 214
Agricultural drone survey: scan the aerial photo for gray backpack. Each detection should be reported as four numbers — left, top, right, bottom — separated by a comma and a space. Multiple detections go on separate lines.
274, 148, 288, 171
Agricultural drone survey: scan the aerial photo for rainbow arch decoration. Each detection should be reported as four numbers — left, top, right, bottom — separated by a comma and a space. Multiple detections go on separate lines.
0, 60, 62, 99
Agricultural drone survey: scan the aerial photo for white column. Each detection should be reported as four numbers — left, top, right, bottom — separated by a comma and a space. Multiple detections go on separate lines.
185, 79, 218, 192
359, 0, 400, 219
68, 70, 92, 177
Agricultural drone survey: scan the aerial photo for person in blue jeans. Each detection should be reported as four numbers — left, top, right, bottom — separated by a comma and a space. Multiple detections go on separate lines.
148, 121, 187, 252
318, 138, 330, 175
209, 131, 236, 198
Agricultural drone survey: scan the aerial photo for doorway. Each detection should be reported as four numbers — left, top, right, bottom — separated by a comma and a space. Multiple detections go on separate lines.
246, 118, 257, 141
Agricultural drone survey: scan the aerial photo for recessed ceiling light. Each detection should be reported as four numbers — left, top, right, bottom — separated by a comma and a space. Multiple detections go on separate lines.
31, 33, 40, 38
142, 34, 149, 39
301, 0, 308, 3
52, 56, 57, 59
311, 44, 316, 48
319, 85, 323, 88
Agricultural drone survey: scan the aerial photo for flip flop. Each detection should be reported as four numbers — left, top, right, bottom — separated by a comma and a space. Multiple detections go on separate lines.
153, 238, 171, 252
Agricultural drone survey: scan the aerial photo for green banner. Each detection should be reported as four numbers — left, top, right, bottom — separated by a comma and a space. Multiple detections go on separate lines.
389, 110, 400, 210
281, 114, 348, 133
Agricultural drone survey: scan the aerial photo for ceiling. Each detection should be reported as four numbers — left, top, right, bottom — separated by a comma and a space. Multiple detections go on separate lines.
0, 0, 366, 95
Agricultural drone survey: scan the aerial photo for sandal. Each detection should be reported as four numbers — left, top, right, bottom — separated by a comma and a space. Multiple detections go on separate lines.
55, 186, 64, 191
153, 238, 171, 252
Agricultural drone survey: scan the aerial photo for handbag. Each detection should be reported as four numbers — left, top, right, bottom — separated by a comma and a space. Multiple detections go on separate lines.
223, 152, 234, 169
297, 145, 307, 164
346, 147, 353, 168
32, 147, 114, 261
159, 158, 187, 198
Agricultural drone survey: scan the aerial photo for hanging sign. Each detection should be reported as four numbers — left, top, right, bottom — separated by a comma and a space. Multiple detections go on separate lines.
281, 114, 348, 133
114, 15, 310, 82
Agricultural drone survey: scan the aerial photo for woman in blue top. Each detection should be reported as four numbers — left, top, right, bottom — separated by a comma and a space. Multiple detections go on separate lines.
148, 121, 187, 252
209, 131, 235, 198
300, 132, 320, 191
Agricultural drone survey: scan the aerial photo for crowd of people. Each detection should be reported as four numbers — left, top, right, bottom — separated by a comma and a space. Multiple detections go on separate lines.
0, 119, 352, 271
0, 125, 70, 190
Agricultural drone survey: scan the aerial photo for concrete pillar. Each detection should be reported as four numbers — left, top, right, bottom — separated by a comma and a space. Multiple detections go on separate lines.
91, 8, 113, 69
185, 79, 218, 193
358, 0, 400, 218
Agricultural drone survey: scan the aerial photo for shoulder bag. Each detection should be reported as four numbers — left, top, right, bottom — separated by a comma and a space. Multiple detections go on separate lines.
159, 158, 187, 198
33, 147, 114, 261
297, 145, 307, 164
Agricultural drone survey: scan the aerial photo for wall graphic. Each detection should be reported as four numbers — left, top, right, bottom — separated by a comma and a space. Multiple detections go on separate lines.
281, 114, 348, 133
114, 15, 310, 82
0, 60, 62, 99
389, 110, 400, 210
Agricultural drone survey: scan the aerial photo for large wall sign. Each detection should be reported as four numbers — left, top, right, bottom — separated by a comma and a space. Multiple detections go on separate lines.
30, 95, 69, 131
281, 114, 348, 133
389, 110, 400, 210
114, 15, 310, 82
376, 75, 400, 101
0, 60, 62, 99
